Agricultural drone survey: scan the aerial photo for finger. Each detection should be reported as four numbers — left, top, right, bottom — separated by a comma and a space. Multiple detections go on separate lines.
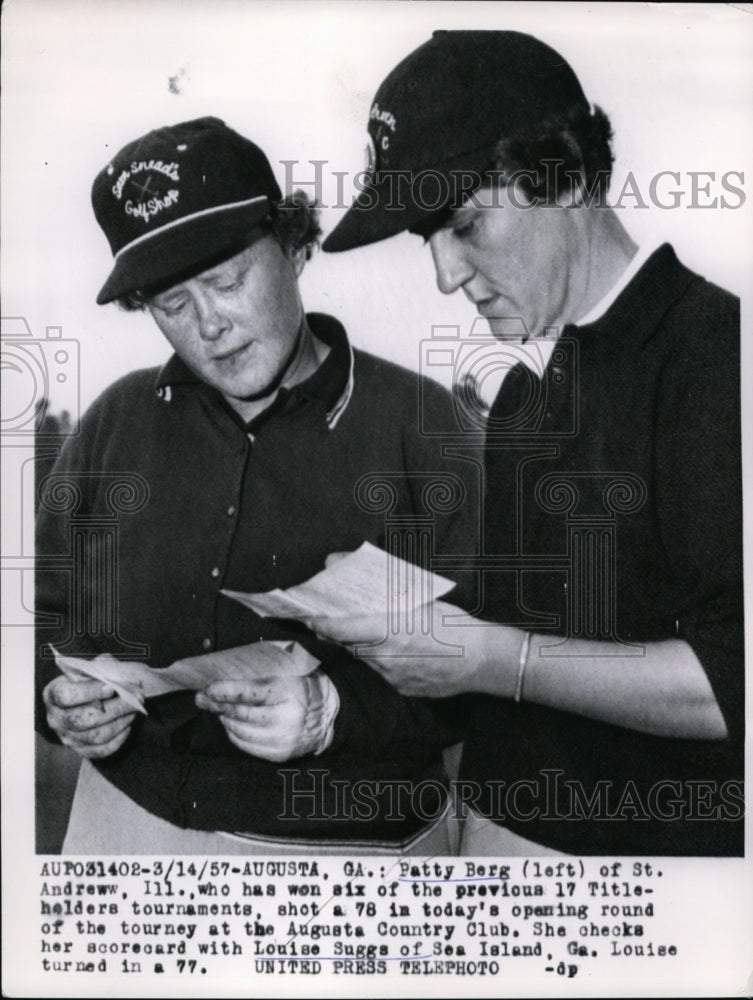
216, 703, 281, 726
195, 692, 222, 716
221, 716, 275, 742
221, 724, 299, 762
61, 712, 135, 748
44, 677, 117, 710
221, 695, 309, 735
200, 679, 285, 705
47, 700, 125, 736
71, 725, 133, 760
196, 691, 276, 716
51, 703, 137, 738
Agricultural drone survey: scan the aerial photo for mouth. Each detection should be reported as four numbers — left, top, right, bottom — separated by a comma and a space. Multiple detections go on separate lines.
213, 342, 254, 363
474, 298, 500, 318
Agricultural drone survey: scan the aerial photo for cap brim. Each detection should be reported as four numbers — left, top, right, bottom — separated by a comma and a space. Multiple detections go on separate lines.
322, 177, 441, 253
322, 153, 495, 253
96, 198, 271, 304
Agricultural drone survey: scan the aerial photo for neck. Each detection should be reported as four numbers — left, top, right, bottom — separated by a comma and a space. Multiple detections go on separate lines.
567, 208, 637, 324
226, 316, 330, 423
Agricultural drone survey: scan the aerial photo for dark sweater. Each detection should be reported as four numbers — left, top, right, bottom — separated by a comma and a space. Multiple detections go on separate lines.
463, 245, 744, 855
36, 314, 480, 845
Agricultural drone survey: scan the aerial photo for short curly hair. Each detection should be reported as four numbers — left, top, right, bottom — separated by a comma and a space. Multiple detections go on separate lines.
266, 189, 322, 259
116, 190, 321, 311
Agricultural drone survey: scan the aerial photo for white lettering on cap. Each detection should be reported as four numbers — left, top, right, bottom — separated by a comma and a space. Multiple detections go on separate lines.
130, 159, 180, 181
113, 161, 180, 202
124, 189, 180, 223
369, 102, 397, 133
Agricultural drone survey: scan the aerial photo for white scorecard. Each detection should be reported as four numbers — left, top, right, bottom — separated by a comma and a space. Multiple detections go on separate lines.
52, 639, 320, 713
221, 541, 455, 620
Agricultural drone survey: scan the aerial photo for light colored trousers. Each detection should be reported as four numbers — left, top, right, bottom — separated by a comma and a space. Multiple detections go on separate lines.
62, 760, 459, 856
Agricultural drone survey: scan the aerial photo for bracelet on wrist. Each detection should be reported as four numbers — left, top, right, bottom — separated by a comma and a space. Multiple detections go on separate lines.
514, 632, 532, 703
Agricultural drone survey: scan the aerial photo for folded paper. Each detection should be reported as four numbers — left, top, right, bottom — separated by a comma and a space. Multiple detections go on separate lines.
222, 541, 455, 620
52, 640, 320, 715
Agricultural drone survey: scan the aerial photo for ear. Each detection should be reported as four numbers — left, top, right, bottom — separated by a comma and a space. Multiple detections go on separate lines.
557, 170, 585, 208
288, 245, 306, 278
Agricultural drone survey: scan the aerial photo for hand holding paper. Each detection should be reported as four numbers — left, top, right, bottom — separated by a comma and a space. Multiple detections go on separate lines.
196, 670, 339, 762
42, 672, 139, 760
50, 640, 321, 719
49, 641, 331, 760
222, 541, 455, 620
307, 599, 484, 698
53, 648, 151, 714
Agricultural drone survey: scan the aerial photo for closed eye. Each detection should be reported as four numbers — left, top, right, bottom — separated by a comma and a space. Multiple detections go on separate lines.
153, 297, 189, 316
452, 216, 478, 239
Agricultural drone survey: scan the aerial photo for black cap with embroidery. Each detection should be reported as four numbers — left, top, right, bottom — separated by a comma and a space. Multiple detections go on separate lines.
92, 117, 282, 304
322, 30, 589, 253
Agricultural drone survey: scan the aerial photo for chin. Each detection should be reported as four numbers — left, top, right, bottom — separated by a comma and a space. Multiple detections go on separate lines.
487, 325, 530, 344
231, 383, 273, 401
484, 313, 537, 343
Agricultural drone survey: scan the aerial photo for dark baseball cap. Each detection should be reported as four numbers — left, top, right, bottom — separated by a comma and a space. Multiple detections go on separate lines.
92, 117, 282, 304
322, 31, 589, 253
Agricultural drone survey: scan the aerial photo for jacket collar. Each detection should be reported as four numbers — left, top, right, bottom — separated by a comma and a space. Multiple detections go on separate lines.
568, 243, 701, 350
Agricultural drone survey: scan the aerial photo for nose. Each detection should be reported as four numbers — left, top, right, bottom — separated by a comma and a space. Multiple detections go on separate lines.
428, 230, 474, 295
195, 289, 231, 342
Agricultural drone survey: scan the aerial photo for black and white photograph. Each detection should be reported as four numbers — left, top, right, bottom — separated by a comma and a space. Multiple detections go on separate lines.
2, 1, 751, 996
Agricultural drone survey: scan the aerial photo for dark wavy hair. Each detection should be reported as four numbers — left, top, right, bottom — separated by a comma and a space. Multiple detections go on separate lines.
116, 190, 321, 311
485, 103, 615, 206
